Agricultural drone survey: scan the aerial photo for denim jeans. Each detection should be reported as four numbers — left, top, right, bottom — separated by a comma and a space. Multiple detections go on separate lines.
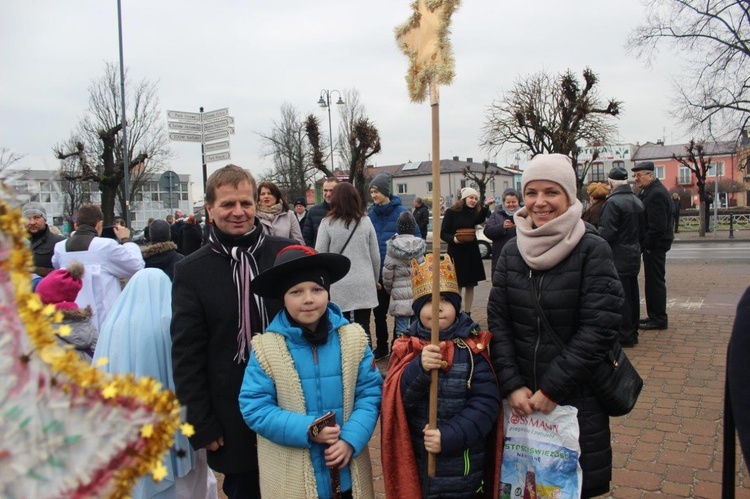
394, 316, 412, 337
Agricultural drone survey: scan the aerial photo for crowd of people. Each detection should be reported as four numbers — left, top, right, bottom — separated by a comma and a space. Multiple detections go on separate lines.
18, 157, 748, 499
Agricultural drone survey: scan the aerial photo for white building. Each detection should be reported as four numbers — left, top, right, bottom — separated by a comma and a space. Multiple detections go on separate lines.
372, 156, 516, 207
577, 144, 638, 183
6, 169, 194, 231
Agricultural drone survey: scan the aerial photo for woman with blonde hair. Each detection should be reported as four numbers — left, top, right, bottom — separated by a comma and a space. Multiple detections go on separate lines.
582, 182, 610, 228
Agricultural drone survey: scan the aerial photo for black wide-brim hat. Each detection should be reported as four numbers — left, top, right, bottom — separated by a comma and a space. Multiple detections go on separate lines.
250, 245, 350, 299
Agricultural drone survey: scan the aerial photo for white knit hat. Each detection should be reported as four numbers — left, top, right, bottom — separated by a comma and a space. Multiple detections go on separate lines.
460, 187, 479, 200
521, 154, 577, 206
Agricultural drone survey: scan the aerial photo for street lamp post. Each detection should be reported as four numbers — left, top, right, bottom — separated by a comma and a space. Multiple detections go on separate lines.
317, 89, 345, 171
117, 0, 131, 228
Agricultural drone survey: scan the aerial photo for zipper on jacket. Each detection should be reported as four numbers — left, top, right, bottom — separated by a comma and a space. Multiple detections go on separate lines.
529, 270, 543, 392
311, 346, 324, 410
310, 344, 329, 497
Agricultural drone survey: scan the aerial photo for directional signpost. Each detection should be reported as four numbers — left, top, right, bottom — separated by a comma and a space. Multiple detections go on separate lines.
166, 106, 235, 198
205, 151, 231, 163
205, 140, 230, 153
168, 121, 203, 132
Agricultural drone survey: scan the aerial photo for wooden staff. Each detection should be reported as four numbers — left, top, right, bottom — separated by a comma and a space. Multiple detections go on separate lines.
427, 81, 441, 477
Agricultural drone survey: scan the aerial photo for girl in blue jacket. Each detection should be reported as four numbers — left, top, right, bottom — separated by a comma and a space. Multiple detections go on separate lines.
239, 245, 383, 499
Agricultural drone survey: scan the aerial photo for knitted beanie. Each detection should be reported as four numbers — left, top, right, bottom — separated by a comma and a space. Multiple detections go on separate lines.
397, 211, 416, 235
521, 153, 578, 206
149, 219, 171, 243
460, 187, 479, 200
587, 182, 610, 201
412, 292, 462, 322
368, 172, 391, 197
22, 202, 47, 220
37, 261, 84, 310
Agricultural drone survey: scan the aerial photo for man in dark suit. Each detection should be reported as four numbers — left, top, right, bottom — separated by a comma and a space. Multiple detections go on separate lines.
632, 161, 674, 330
170, 164, 293, 498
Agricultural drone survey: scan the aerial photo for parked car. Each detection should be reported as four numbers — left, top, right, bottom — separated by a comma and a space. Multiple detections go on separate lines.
131, 229, 147, 245
424, 216, 492, 259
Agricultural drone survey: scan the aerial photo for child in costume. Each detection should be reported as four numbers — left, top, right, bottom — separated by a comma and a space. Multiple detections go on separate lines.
383, 211, 425, 337
382, 254, 503, 498
36, 261, 98, 362
239, 245, 383, 499
93, 269, 217, 499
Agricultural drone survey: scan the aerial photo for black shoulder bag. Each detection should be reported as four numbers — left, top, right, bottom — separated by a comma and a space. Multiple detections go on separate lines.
529, 274, 643, 417
337, 219, 360, 254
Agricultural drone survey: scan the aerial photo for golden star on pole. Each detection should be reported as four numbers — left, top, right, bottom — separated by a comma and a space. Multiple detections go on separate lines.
395, 0, 460, 103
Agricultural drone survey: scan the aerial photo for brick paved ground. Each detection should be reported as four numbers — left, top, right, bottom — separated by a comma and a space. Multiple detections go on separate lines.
217, 236, 750, 497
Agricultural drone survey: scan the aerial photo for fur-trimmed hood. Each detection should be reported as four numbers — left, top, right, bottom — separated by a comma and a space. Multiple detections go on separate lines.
141, 241, 178, 259
60, 306, 93, 322
386, 234, 425, 260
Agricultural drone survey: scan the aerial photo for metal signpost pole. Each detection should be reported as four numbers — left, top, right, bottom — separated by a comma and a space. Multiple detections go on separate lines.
200, 107, 207, 197
201, 107, 208, 225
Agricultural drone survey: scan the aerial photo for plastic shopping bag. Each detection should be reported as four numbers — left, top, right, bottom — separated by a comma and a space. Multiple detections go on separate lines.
500, 401, 582, 499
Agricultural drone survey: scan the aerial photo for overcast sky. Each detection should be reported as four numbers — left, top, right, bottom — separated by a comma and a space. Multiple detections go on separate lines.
0, 0, 687, 198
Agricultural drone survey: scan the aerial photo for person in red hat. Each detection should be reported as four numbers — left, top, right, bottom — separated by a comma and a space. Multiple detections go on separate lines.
36, 261, 98, 362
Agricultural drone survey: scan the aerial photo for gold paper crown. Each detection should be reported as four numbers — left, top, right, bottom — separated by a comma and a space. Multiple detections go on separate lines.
411, 254, 460, 300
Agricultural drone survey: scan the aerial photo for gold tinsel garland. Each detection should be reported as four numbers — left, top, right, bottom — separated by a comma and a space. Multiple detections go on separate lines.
0, 198, 186, 497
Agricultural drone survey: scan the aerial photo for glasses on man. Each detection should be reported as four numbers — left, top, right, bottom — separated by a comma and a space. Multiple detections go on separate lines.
633, 172, 653, 178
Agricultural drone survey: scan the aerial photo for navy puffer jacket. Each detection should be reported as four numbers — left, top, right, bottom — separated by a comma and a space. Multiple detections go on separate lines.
368, 196, 420, 277
301, 201, 330, 247
488, 228, 624, 493
401, 314, 501, 497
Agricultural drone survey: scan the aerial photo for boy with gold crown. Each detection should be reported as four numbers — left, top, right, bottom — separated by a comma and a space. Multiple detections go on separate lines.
381, 254, 504, 498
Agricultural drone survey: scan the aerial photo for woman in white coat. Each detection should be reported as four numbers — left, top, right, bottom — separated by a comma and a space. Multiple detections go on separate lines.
256, 181, 305, 244
315, 182, 380, 345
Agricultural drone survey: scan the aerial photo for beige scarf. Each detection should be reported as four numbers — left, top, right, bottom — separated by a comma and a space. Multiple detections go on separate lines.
513, 200, 586, 270
256, 202, 284, 222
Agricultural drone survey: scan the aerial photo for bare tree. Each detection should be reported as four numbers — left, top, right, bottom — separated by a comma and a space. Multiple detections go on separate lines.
54, 62, 170, 224
672, 139, 712, 236
348, 117, 382, 206
481, 68, 621, 197
628, 0, 750, 139
462, 160, 497, 203
305, 114, 334, 178
337, 88, 367, 169
259, 103, 320, 201
54, 137, 89, 223
0, 147, 24, 172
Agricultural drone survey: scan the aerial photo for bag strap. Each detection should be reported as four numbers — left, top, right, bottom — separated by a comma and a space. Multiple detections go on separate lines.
528, 272, 565, 352
530, 272, 619, 367
338, 219, 360, 254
